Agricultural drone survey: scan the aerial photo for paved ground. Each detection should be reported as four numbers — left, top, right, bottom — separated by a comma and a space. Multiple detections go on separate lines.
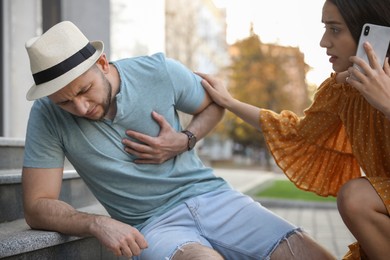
214, 168, 355, 260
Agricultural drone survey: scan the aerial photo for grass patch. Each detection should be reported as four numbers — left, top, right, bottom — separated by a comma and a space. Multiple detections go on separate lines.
255, 180, 336, 202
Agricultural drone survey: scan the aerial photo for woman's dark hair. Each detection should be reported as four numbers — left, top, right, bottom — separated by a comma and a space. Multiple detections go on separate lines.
328, 0, 390, 56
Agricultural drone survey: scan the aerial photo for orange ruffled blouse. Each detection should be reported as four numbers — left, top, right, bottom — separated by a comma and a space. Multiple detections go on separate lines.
259, 73, 390, 259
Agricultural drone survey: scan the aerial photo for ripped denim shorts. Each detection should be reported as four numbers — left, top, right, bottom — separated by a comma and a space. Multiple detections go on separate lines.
134, 189, 301, 260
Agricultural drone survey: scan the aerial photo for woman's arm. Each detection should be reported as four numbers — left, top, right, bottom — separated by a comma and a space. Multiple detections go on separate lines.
196, 72, 262, 131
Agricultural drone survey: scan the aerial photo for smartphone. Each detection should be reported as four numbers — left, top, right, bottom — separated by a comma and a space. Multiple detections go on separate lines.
353, 23, 390, 74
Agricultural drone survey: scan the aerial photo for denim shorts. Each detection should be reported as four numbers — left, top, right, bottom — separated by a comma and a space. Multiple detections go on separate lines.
134, 189, 300, 260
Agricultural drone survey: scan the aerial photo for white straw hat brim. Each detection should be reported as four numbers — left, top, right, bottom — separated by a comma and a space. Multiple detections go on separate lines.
26, 40, 104, 101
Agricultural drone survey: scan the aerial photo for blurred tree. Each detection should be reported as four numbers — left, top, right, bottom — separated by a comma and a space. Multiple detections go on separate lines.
226, 34, 289, 144
216, 31, 309, 168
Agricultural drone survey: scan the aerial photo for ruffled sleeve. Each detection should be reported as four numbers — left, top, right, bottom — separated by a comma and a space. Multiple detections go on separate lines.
259, 74, 361, 196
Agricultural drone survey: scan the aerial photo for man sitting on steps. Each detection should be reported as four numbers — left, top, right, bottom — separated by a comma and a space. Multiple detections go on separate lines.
22, 20, 335, 260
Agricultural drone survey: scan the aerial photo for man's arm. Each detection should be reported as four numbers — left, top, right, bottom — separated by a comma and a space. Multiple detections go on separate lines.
197, 72, 262, 131
22, 167, 148, 257
184, 95, 225, 141
122, 93, 225, 164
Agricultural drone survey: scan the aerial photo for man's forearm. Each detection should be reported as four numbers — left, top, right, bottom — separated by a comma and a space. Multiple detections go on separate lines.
185, 102, 225, 140
25, 198, 100, 237
25, 197, 147, 257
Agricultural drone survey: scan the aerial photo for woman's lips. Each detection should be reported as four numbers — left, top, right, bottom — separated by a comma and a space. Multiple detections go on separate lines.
329, 55, 337, 64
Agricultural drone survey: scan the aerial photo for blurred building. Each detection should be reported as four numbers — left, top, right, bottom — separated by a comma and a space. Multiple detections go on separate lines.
165, 0, 229, 73
0, 0, 229, 138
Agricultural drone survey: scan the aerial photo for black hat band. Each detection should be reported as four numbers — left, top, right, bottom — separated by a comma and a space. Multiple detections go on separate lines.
32, 43, 96, 85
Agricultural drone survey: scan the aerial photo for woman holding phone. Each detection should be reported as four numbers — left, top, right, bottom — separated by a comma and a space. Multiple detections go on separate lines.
199, 0, 390, 259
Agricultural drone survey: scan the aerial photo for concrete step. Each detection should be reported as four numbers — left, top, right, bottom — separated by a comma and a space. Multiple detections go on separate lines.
0, 204, 124, 260
0, 137, 73, 171
0, 138, 24, 170
0, 138, 119, 259
0, 169, 98, 223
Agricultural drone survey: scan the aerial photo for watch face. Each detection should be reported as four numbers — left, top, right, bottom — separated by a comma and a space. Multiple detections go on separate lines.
182, 130, 197, 150
188, 136, 196, 149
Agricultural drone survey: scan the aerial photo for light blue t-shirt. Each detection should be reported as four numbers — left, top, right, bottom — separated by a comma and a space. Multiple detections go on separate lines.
23, 53, 230, 228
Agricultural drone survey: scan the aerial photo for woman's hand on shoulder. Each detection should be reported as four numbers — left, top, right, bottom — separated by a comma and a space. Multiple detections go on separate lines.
195, 72, 235, 109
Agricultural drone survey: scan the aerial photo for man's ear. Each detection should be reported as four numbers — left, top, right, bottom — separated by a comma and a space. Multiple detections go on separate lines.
96, 53, 109, 72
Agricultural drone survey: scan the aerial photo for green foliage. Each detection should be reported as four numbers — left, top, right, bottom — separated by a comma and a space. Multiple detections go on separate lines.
256, 180, 337, 202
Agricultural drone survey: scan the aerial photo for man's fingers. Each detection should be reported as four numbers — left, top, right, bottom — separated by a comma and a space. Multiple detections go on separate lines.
128, 237, 148, 256
151, 111, 170, 130
122, 138, 148, 151
119, 246, 133, 257
384, 57, 390, 74
136, 236, 148, 249
124, 146, 155, 158
124, 130, 158, 148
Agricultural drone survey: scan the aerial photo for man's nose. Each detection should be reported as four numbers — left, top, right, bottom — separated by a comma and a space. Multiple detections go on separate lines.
73, 96, 88, 115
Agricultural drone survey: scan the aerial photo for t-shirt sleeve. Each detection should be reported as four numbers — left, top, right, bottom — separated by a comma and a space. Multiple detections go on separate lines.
164, 58, 206, 114
23, 99, 65, 168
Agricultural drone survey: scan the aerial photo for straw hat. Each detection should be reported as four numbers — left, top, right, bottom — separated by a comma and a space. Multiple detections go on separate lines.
25, 21, 104, 101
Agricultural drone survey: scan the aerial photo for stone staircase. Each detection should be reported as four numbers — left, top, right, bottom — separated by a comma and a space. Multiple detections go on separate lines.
0, 137, 124, 259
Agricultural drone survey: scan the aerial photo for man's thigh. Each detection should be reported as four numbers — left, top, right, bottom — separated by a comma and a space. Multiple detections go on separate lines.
136, 189, 299, 260
187, 189, 299, 259
134, 202, 213, 260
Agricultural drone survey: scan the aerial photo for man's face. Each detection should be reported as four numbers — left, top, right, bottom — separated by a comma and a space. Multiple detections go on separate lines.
48, 65, 112, 120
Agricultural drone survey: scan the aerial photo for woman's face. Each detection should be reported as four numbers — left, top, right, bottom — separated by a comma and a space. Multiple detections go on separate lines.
320, 1, 357, 72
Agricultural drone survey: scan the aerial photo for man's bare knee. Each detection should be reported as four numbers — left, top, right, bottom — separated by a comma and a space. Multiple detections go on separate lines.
270, 232, 335, 260
171, 243, 224, 260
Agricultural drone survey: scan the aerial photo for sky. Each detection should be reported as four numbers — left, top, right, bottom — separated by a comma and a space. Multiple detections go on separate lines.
213, 0, 332, 86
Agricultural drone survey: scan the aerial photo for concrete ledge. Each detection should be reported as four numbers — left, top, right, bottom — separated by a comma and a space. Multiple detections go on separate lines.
0, 137, 25, 146
1, 227, 81, 258
0, 169, 80, 185
0, 170, 98, 223
0, 204, 109, 258
0, 169, 21, 184
0, 138, 25, 170
1, 235, 122, 260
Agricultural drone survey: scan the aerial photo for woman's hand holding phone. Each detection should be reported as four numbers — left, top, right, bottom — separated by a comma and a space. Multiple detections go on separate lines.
348, 41, 390, 119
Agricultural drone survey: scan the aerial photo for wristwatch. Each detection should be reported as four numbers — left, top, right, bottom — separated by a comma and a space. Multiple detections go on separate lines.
181, 130, 197, 151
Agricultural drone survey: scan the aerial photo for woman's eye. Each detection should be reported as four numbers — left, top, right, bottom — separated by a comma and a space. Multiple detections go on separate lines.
331, 27, 340, 33
324, 25, 340, 34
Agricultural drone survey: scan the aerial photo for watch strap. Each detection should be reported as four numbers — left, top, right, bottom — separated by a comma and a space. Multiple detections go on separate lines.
181, 130, 197, 151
